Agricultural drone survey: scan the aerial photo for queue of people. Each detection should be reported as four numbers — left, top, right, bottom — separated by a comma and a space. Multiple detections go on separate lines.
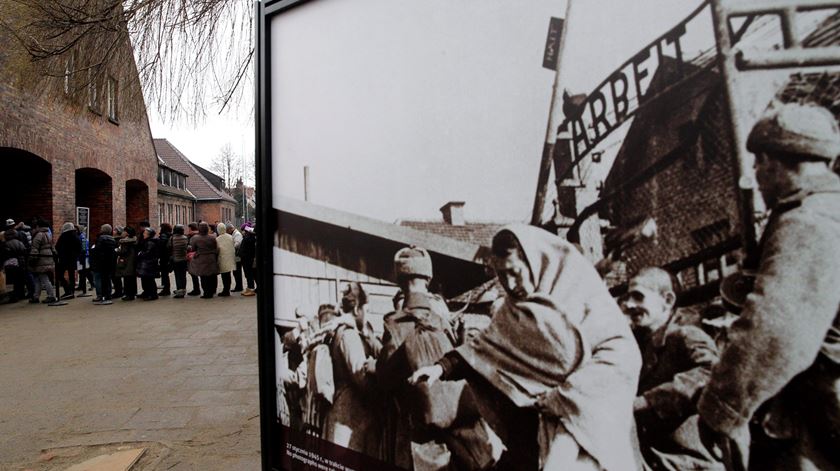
278, 103, 840, 470
0, 218, 258, 305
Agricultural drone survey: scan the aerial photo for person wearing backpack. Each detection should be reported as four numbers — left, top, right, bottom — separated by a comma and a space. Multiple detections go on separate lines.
300, 303, 374, 453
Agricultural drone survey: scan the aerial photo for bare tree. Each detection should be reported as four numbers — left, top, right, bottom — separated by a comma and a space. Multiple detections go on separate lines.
0, 0, 253, 121
212, 143, 242, 191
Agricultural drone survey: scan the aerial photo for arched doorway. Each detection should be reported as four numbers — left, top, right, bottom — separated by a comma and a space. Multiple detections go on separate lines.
125, 180, 149, 229
75, 168, 113, 235
1, 147, 52, 226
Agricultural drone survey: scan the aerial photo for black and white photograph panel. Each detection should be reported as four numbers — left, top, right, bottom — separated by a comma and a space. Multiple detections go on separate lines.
261, 0, 840, 470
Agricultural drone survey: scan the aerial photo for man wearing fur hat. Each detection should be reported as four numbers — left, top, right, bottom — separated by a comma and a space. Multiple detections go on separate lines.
698, 103, 840, 469
376, 246, 455, 469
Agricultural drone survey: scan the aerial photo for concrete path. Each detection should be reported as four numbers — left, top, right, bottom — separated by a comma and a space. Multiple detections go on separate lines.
0, 283, 261, 470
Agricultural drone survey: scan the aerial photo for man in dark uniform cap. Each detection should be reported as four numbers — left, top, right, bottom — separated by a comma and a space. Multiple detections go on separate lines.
698, 102, 840, 470
376, 245, 455, 469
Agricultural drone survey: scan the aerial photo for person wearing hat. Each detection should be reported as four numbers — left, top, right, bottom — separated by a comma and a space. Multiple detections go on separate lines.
619, 267, 722, 470
697, 102, 840, 470
298, 303, 373, 453
374, 245, 456, 468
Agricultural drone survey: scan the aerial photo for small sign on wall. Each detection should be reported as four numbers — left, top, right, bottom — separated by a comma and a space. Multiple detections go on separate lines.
76, 206, 90, 241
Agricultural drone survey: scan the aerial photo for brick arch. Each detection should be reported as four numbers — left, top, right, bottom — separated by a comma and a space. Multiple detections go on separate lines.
0, 147, 52, 227
75, 168, 113, 235
125, 179, 149, 230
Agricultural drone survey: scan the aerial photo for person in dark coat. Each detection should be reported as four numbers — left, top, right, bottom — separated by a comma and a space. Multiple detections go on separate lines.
3, 229, 27, 303
28, 219, 57, 304
620, 267, 722, 471
168, 224, 189, 298
136, 227, 160, 301
698, 103, 840, 470
186, 222, 202, 296
90, 223, 117, 305
188, 222, 219, 299
110, 226, 125, 298
157, 222, 172, 296
55, 222, 82, 300
376, 246, 465, 469
114, 227, 138, 301
239, 223, 257, 296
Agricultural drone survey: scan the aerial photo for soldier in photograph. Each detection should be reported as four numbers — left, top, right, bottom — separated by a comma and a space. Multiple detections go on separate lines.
620, 267, 722, 470
376, 246, 457, 469
697, 103, 840, 470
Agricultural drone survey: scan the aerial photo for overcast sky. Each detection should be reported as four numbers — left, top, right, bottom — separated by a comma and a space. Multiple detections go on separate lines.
151, 0, 710, 223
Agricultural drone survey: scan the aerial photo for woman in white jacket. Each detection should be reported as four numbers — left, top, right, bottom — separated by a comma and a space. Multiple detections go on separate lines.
215, 222, 236, 297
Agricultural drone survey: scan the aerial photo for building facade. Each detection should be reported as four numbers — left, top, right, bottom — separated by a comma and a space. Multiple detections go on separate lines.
153, 139, 237, 225
156, 160, 196, 227
0, 11, 158, 234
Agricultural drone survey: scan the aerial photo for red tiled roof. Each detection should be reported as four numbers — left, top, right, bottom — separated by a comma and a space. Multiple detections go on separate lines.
397, 221, 505, 248
153, 138, 236, 203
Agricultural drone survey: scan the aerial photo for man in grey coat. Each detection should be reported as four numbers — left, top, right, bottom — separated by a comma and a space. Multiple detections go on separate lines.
697, 103, 840, 470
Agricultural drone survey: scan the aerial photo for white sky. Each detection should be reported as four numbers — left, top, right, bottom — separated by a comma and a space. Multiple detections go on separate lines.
152, 0, 713, 223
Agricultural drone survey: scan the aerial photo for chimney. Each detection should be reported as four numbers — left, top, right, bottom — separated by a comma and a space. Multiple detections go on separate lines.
440, 201, 466, 226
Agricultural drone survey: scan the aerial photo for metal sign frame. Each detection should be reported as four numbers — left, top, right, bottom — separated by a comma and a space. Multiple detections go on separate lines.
710, 0, 840, 262
255, 2, 292, 468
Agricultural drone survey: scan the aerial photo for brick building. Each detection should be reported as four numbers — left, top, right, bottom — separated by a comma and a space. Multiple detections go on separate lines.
599, 58, 741, 295
156, 158, 196, 227
0, 15, 158, 234
153, 139, 237, 225
398, 201, 506, 248
575, 12, 840, 302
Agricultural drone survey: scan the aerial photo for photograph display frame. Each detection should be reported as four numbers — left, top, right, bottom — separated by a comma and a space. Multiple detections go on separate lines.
255, 1, 840, 470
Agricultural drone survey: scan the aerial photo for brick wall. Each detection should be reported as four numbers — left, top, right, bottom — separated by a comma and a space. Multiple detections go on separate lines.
0, 29, 158, 234
157, 192, 195, 227
604, 89, 741, 284
126, 179, 150, 229
75, 168, 113, 235
195, 201, 237, 225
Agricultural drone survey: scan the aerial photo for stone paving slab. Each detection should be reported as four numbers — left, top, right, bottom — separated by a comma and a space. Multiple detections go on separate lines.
0, 282, 262, 470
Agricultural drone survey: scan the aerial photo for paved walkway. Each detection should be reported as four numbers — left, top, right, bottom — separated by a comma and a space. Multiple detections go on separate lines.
0, 284, 261, 470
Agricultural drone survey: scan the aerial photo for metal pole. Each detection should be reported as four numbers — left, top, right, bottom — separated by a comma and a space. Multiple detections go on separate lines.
303, 166, 310, 202
710, 0, 758, 263
531, 0, 575, 226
